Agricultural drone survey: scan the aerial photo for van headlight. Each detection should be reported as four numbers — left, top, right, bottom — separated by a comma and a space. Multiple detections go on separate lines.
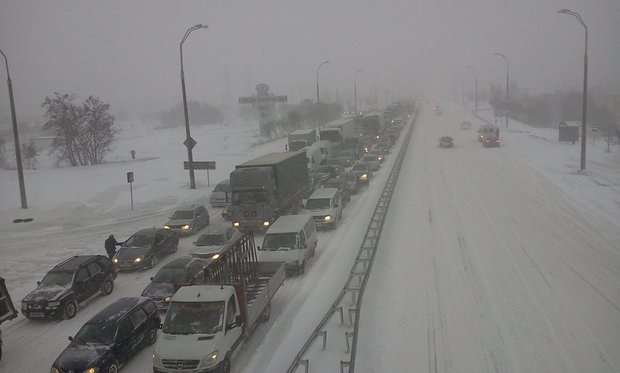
324, 215, 332, 222
153, 352, 162, 366
200, 351, 219, 368
163, 225, 171, 229
134, 257, 142, 263
182, 224, 190, 230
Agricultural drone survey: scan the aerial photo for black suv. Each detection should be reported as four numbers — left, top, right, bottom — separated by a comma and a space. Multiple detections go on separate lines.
51, 297, 160, 373
21, 255, 116, 320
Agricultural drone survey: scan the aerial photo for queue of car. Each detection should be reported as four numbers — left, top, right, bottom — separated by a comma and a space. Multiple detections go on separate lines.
11, 113, 406, 372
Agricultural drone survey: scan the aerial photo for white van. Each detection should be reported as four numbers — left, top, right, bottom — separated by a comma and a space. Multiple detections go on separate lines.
301, 188, 343, 230
258, 215, 318, 275
209, 179, 230, 207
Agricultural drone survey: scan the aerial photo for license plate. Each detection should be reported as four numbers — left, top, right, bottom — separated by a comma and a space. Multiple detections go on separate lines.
29, 312, 45, 317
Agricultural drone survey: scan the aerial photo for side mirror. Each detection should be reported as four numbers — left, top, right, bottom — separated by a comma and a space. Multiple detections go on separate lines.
256, 246, 261, 251
158, 323, 163, 329
193, 241, 197, 245
68, 336, 73, 341
37, 281, 41, 286
150, 277, 154, 281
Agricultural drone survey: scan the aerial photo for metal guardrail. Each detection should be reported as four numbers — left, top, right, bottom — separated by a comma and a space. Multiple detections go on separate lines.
286, 108, 418, 373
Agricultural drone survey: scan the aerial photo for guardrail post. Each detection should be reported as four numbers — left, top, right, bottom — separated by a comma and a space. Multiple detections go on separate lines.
345, 331, 354, 353
296, 359, 309, 373
340, 360, 351, 373
336, 306, 344, 325
348, 308, 357, 326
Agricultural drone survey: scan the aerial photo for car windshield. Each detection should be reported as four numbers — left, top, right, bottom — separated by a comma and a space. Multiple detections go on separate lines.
305, 198, 331, 209
323, 183, 341, 190
73, 323, 115, 345
124, 232, 154, 247
262, 233, 297, 250
196, 233, 226, 246
342, 174, 356, 181
163, 301, 225, 335
171, 210, 194, 220
152, 268, 188, 283
40, 272, 73, 287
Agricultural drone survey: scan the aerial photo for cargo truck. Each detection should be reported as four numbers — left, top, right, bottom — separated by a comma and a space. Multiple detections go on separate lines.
152, 233, 285, 373
287, 128, 317, 152
0, 276, 18, 361
230, 152, 309, 231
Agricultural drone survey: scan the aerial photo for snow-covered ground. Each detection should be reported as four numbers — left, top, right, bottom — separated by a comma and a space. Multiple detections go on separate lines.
1, 102, 619, 372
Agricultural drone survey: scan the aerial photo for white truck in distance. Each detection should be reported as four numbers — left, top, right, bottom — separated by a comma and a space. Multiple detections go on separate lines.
152, 233, 285, 373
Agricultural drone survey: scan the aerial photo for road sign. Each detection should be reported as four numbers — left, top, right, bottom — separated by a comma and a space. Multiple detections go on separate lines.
238, 95, 288, 104
592, 125, 598, 132
184, 161, 216, 170
126, 171, 134, 183
183, 137, 197, 150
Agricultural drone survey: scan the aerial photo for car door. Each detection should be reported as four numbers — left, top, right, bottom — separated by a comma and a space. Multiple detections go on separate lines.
128, 307, 149, 352
73, 268, 90, 302
113, 317, 134, 364
85, 262, 104, 297
153, 231, 166, 257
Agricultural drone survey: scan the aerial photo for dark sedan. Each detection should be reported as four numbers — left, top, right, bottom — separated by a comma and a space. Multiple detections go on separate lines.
51, 297, 159, 373
113, 228, 179, 270
141, 256, 210, 311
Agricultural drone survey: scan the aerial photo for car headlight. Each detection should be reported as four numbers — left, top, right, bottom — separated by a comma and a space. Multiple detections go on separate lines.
360, 174, 368, 181
163, 296, 171, 303
163, 225, 171, 229
47, 301, 61, 308
112, 258, 119, 263
324, 215, 332, 222
200, 351, 219, 368
134, 257, 142, 263
21, 302, 27, 311
82, 368, 99, 373
182, 224, 191, 230
233, 221, 240, 227
211, 254, 220, 260
50, 368, 61, 373
263, 221, 270, 227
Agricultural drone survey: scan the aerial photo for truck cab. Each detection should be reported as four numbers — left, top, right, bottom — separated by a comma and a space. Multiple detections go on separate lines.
153, 286, 242, 373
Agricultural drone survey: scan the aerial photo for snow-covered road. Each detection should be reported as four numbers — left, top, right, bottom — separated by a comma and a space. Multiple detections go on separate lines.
356, 105, 620, 372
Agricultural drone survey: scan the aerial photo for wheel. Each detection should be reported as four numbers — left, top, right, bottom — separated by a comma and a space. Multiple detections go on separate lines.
145, 326, 157, 346
100, 277, 114, 295
170, 242, 179, 253
220, 355, 231, 373
149, 256, 159, 269
106, 360, 119, 373
62, 299, 78, 320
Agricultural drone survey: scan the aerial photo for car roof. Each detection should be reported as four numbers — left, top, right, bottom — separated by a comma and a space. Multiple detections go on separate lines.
51, 255, 102, 272
308, 188, 339, 199
267, 215, 313, 233
86, 297, 150, 324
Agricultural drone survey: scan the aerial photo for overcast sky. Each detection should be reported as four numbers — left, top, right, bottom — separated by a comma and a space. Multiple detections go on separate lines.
1, 0, 619, 124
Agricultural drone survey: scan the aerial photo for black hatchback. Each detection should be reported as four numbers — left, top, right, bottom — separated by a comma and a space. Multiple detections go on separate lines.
21, 255, 116, 320
51, 297, 160, 373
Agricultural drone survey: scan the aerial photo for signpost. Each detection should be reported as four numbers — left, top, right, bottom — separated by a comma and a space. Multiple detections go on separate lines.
592, 124, 598, 146
184, 161, 216, 186
127, 171, 134, 211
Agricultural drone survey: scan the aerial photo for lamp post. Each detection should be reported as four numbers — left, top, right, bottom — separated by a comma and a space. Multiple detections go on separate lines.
354, 69, 363, 114
494, 52, 510, 127
558, 8, 588, 171
466, 65, 478, 113
0, 49, 27, 209
180, 24, 208, 190
316, 60, 330, 129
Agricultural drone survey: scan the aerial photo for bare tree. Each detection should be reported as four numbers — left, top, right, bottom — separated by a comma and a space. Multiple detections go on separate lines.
79, 96, 116, 165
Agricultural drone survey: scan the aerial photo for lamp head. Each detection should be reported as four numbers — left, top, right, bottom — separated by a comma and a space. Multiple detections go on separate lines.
558, 9, 569, 14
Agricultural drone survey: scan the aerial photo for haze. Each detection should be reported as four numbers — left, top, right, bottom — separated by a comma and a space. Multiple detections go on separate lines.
1, 0, 619, 123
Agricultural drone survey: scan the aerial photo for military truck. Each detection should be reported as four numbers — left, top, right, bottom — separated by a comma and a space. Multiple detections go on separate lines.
230, 152, 309, 231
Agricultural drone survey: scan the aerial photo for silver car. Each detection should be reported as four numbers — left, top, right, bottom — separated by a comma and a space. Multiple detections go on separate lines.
164, 205, 210, 236
189, 226, 243, 259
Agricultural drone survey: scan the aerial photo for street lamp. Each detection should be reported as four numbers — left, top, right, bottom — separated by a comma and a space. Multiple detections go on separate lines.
180, 23, 208, 190
316, 60, 330, 129
354, 69, 363, 114
466, 65, 478, 113
558, 8, 588, 171
0, 49, 27, 209
493, 52, 510, 128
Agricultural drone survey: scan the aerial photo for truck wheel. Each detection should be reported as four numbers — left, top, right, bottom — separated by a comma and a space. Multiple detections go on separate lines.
258, 304, 271, 322
100, 277, 114, 295
62, 299, 78, 320
220, 355, 231, 373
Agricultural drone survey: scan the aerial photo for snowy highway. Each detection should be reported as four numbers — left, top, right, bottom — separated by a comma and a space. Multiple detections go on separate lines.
1, 102, 619, 373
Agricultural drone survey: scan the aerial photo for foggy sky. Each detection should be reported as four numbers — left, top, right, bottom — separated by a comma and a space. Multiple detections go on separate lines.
1, 0, 619, 124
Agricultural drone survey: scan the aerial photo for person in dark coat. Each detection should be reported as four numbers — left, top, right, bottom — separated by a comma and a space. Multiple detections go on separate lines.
105, 234, 123, 259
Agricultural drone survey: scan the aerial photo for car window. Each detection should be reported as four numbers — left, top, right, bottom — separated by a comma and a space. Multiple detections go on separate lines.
155, 233, 163, 243
86, 262, 101, 276
142, 301, 157, 315
129, 308, 147, 329
116, 318, 133, 341
227, 295, 237, 324
75, 268, 89, 282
